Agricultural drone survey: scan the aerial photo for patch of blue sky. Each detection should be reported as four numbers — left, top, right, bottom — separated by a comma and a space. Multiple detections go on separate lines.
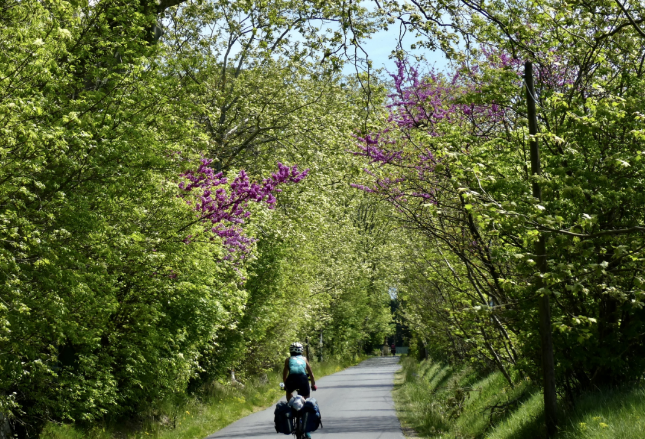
178, 1, 453, 79
345, 18, 450, 76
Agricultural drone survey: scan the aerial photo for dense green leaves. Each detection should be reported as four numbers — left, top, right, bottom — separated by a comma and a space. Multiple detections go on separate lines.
356, 0, 645, 401
0, 1, 398, 436
9, 0, 645, 435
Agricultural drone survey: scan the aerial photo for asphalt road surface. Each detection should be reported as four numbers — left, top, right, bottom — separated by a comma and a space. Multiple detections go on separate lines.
205, 356, 405, 439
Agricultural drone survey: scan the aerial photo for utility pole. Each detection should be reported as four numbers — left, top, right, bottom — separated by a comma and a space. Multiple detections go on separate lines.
305, 337, 310, 360
318, 330, 323, 362
525, 61, 558, 437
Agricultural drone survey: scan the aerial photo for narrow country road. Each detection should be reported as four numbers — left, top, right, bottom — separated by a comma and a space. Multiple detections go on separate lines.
205, 357, 405, 439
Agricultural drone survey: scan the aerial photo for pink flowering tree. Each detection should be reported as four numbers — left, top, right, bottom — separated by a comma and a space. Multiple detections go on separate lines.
355, 43, 645, 394
350, 57, 567, 385
178, 159, 308, 259
353, 55, 577, 225
351, 58, 510, 206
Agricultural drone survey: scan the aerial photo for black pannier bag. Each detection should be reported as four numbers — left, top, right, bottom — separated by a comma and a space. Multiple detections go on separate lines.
274, 401, 295, 434
301, 398, 322, 433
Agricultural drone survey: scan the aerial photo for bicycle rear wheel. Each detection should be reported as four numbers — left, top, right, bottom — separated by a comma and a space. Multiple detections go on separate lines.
293, 415, 304, 439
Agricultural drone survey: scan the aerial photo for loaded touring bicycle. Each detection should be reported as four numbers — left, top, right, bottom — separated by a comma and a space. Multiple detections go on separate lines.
274, 377, 322, 438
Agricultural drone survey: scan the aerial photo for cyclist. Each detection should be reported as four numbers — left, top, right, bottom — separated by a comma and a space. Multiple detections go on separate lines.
283, 342, 316, 402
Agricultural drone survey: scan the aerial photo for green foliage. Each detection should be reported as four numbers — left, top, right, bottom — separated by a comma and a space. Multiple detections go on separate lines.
0, 0, 231, 434
15, 0, 645, 435
355, 0, 645, 401
0, 0, 399, 436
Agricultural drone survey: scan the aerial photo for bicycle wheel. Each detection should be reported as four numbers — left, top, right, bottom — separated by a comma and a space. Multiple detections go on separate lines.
293, 416, 304, 438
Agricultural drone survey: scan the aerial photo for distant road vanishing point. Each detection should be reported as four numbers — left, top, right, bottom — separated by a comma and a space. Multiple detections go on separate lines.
205, 357, 405, 439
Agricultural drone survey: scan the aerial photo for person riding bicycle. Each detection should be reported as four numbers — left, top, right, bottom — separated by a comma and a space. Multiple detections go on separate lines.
283, 342, 316, 402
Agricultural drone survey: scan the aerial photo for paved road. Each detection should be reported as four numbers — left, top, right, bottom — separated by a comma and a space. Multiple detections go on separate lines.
205, 356, 405, 439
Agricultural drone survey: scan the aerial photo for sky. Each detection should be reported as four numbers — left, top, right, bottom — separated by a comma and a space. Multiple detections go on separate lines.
192, 3, 452, 79
350, 21, 450, 75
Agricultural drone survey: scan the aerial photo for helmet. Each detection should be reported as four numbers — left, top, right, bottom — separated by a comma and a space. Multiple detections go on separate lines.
289, 342, 304, 355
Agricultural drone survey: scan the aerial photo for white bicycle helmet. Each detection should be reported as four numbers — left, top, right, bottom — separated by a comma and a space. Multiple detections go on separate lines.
289, 342, 304, 355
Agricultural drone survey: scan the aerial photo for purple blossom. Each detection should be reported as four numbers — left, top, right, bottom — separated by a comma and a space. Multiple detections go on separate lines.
352, 52, 578, 215
179, 160, 308, 256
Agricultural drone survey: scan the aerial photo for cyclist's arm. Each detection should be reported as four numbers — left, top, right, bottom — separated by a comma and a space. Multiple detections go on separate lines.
283, 358, 289, 383
305, 358, 315, 386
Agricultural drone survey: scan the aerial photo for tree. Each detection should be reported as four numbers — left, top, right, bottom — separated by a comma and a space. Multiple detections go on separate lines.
0, 1, 400, 436
354, 0, 645, 411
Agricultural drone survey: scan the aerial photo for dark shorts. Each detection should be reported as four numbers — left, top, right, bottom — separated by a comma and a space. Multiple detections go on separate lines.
285, 373, 310, 398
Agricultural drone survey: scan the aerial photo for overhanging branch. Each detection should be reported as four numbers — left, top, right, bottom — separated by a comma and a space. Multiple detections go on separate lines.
157, 0, 188, 14
538, 225, 645, 238
615, 0, 645, 38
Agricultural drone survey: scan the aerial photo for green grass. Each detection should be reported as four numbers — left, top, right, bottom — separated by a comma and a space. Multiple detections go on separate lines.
554, 387, 645, 439
42, 356, 364, 439
394, 357, 645, 439
394, 357, 538, 438
490, 385, 645, 439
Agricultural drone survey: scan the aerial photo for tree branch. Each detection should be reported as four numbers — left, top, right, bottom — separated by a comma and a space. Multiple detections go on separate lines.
615, 0, 645, 38
538, 225, 645, 238
156, 0, 189, 14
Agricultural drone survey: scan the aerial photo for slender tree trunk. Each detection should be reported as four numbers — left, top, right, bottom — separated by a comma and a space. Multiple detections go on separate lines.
526, 61, 558, 437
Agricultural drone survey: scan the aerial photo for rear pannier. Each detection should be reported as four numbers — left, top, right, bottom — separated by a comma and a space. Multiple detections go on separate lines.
301, 398, 322, 433
274, 401, 295, 434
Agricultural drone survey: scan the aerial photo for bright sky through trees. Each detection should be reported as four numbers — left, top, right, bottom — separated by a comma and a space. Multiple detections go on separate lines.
348, 8, 450, 74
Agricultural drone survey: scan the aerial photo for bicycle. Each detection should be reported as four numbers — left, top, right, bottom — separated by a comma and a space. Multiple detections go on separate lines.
278, 379, 319, 439
290, 411, 309, 439
291, 394, 320, 439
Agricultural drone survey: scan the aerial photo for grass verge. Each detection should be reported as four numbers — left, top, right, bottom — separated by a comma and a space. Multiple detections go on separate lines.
42, 356, 364, 439
394, 357, 538, 438
394, 357, 645, 439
